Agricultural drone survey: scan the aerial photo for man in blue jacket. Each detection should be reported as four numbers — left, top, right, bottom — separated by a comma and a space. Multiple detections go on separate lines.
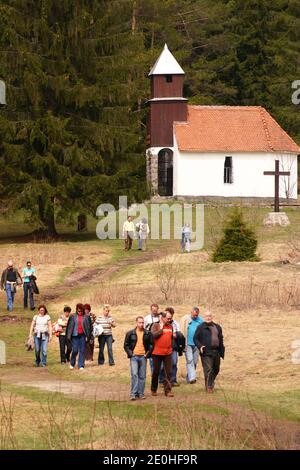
194, 311, 225, 393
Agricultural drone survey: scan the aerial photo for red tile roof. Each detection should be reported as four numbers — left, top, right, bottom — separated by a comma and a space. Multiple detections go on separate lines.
174, 106, 300, 153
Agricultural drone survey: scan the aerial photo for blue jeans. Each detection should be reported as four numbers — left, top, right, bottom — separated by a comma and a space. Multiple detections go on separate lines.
71, 335, 86, 368
130, 355, 147, 398
159, 350, 178, 384
34, 335, 49, 366
5, 284, 15, 311
23, 282, 34, 309
185, 345, 199, 382
98, 335, 114, 365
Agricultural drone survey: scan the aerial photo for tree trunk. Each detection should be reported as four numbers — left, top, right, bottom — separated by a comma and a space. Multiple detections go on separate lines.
35, 196, 58, 239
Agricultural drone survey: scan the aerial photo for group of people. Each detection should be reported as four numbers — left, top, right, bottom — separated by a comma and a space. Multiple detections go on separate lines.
122, 216, 150, 251
122, 216, 192, 253
1, 260, 38, 312
28, 303, 116, 369
27, 301, 225, 400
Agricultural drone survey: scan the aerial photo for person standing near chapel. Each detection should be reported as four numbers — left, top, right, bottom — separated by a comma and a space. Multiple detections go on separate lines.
22, 260, 36, 310
122, 215, 135, 251
124, 316, 153, 400
194, 311, 225, 393
1, 260, 22, 312
136, 217, 150, 251
181, 307, 203, 384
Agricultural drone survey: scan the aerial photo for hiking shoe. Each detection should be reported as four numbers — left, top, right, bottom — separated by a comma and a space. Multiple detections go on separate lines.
165, 392, 174, 397
130, 397, 136, 401
151, 391, 157, 396
172, 382, 180, 387
139, 395, 146, 400
70, 365, 74, 370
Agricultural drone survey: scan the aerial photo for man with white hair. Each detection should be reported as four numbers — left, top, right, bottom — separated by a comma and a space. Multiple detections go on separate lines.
194, 311, 225, 393
1, 261, 22, 311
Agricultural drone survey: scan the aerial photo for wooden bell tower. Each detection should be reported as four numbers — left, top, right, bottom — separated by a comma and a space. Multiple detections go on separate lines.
146, 45, 188, 196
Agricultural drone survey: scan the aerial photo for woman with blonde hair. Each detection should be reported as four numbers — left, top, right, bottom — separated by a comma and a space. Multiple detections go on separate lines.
95, 304, 116, 366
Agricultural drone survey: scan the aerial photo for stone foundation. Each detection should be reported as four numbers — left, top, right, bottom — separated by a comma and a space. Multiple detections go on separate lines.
146, 149, 158, 195
263, 212, 291, 226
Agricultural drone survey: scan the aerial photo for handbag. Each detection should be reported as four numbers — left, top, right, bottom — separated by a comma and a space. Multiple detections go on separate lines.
93, 323, 104, 338
52, 322, 63, 337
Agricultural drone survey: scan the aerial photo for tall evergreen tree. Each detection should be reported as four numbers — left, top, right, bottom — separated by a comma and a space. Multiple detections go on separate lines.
0, 0, 148, 236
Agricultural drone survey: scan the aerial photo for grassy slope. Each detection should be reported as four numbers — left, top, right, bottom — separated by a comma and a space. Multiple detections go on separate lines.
0, 208, 300, 449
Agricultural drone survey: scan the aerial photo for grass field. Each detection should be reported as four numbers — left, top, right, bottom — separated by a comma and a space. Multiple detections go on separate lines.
0, 206, 300, 450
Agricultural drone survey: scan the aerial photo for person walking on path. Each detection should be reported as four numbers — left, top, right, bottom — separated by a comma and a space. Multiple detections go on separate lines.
22, 260, 36, 310
84, 303, 96, 362
194, 311, 225, 393
56, 306, 72, 364
122, 215, 135, 251
151, 311, 175, 398
124, 316, 154, 400
95, 304, 116, 366
144, 303, 160, 373
136, 217, 150, 251
159, 307, 181, 386
1, 260, 22, 312
66, 303, 92, 370
29, 304, 52, 367
180, 307, 203, 384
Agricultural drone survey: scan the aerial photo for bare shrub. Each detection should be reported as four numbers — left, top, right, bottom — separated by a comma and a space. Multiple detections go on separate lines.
154, 254, 181, 301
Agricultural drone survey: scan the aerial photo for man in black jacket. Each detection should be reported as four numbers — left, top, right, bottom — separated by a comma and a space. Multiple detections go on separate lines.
124, 316, 153, 400
1, 260, 22, 312
194, 311, 225, 393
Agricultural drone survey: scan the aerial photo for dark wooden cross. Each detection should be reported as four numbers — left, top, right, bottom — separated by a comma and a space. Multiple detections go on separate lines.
264, 160, 290, 212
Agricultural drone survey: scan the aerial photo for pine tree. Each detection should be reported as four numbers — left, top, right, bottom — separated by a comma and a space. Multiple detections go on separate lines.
212, 208, 259, 262
0, 0, 149, 236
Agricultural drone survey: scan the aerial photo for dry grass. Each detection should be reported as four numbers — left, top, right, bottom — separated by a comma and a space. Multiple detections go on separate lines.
0, 243, 111, 289
1, 386, 296, 450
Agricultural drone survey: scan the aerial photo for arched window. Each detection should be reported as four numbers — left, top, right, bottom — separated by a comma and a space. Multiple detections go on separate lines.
224, 156, 233, 184
158, 148, 173, 196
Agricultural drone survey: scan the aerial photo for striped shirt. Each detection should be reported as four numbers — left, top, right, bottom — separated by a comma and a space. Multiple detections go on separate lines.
95, 315, 115, 335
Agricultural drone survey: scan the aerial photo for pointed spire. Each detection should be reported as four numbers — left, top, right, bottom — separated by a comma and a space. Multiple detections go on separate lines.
149, 44, 185, 76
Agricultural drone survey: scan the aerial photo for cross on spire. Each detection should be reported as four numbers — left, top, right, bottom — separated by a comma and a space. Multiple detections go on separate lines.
263, 160, 290, 212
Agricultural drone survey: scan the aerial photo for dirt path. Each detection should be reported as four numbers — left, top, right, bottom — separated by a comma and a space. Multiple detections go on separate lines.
42, 245, 173, 302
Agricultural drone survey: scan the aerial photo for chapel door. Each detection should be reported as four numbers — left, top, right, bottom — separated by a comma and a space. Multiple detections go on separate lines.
158, 148, 173, 196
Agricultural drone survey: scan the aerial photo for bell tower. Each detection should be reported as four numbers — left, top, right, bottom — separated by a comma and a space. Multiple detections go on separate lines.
146, 44, 187, 197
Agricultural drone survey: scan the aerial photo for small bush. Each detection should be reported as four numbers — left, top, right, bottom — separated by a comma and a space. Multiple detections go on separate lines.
212, 208, 259, 262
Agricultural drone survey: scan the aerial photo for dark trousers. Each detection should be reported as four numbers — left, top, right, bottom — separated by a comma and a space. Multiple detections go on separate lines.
201, 352, 220, 390
85, 339, 94, 361
23, 282, 34, 309
70, 334, 86, 368
151, 354, 173, 395
59, 335, 72, 363
124, 232, 133, 250
98, 335, 114, 365
159, 350, 178, 384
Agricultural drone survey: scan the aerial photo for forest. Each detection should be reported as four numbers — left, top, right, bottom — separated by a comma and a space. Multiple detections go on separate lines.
0, 0, 299, 235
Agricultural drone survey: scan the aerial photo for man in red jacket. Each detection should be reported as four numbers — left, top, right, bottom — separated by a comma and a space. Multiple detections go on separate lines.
150, 311, 175, 397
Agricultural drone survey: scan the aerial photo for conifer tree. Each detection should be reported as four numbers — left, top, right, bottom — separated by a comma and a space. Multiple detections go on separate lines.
212, 208, 259, 262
